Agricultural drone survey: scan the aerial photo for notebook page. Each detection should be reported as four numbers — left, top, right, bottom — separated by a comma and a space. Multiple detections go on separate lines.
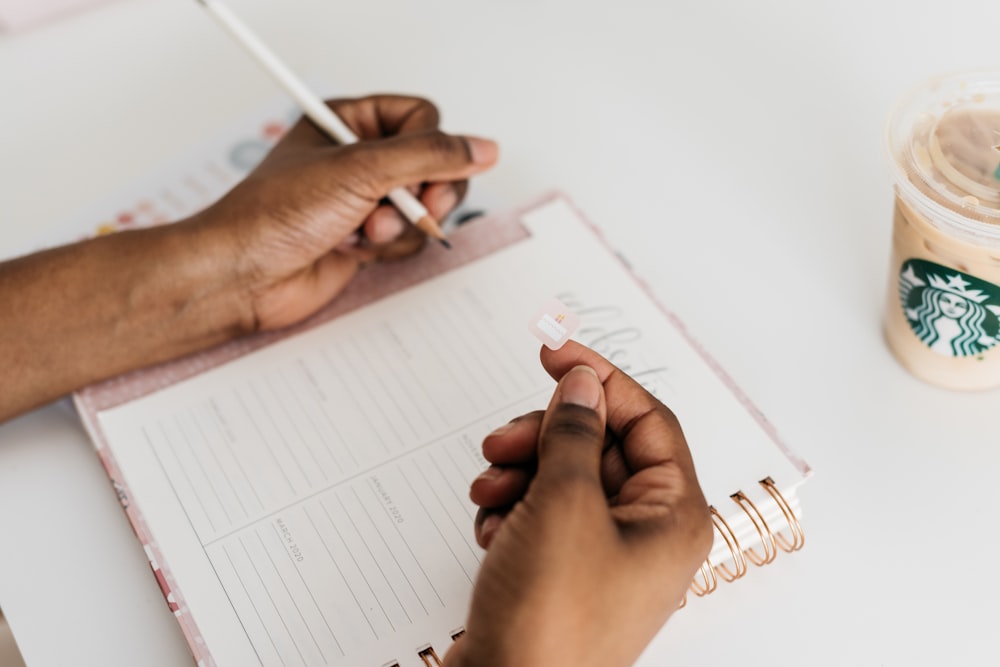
98, 280, 548, 666
96, 197, 806, 666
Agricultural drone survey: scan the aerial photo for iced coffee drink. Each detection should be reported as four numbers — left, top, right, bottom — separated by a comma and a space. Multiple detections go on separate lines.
884, 71, 1000, 390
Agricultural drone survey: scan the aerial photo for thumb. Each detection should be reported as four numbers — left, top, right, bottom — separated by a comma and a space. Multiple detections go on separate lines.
339, 130, 498, 197
534, 365, 608, 497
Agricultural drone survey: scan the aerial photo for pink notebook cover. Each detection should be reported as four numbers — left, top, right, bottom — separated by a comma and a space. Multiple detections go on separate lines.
0, 0, 117, 32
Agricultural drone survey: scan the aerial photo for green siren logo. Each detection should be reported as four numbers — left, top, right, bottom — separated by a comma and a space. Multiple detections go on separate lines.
899, 259, 1000, 358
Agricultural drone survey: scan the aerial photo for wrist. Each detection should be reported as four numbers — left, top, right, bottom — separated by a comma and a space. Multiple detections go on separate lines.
0, 220, 256, 420
80, 216, 257, 371
144, 215, 258, 343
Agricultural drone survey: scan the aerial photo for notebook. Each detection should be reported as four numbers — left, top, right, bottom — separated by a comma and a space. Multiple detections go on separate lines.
74, 191, 811, 667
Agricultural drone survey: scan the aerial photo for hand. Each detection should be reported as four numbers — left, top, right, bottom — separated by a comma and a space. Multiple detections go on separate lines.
192, 94, 498, 330
446, 341, 713, 667
0, 94, 497, 422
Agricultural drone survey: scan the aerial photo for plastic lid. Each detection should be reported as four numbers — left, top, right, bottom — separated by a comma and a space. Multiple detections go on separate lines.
885, 71, 1000, 244
928, 107, 1000, 205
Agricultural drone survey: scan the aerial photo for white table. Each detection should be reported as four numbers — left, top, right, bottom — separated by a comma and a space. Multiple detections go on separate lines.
2, 1, 999, 664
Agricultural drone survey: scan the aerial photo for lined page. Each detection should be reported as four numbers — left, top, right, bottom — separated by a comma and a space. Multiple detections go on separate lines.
97, 198, 808, 666
101, 279, 546, 666
135, 290, 541, 546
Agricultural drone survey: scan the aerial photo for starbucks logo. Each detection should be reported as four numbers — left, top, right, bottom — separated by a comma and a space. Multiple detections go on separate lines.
899, 259, 1000, 358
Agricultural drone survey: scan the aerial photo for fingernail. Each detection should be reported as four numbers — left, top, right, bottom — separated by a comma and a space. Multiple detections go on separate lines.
558, 365, 601, 409
372, 212, 406, 242
486, 421, 515, 438
480, 513, 501, 541
476, 466, 503, 482
465, 137, 498, 165
437, 186, 458, 213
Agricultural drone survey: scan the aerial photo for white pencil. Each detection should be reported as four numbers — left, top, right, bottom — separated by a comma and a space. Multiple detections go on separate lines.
194, 0, 451, 248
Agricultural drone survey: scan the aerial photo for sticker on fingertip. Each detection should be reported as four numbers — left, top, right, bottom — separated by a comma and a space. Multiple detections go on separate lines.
528, 298, 580, 350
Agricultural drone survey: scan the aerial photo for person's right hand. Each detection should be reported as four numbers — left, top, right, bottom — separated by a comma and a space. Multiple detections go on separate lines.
191, 94, 498, 331
445, 341, 713, 667
0, 94, 498, 422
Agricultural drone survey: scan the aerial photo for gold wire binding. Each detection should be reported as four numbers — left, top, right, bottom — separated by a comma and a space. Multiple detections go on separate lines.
678, 593, 687, 609
688, 558, 718, 596
731, 491, 777, 566
418, 646, 443, 666
759, 477, 805, 552
709, 506, 747, 582
450, 628, 466, 641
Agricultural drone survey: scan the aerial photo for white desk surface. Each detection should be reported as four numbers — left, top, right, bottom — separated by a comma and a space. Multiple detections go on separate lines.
1, 1, 999, 665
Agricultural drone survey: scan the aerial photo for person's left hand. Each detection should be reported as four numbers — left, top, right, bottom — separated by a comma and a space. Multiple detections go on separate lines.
445, 341, 713, 667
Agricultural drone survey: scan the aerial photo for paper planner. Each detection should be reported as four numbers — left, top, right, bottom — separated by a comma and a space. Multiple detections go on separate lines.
78, 195, 811, 667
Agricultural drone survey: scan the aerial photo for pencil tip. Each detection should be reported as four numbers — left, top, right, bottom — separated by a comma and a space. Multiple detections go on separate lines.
415, 215, 450, 247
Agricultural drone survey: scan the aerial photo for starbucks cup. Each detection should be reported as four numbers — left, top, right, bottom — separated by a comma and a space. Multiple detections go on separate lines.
884, 71, 1000, 390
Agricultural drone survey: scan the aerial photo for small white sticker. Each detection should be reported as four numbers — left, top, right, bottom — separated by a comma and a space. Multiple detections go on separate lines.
527, 298, 581, 350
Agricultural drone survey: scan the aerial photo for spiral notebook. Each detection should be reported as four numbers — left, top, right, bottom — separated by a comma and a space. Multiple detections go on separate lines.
74, 192, 811, 667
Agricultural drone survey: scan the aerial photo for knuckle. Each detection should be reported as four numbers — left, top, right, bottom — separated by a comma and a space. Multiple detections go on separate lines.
686, 500, 715, 559
326, 97, 352, 111
543, 410, 603, 443
424, 131, 470, 164
620, 403, 684, 444
326, 97, 359, 125
338, 144, 385, 199
655, 404, 683, 434
665, 474, 713, 556
413, 97, 441, 123
657, 402, 680, 425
